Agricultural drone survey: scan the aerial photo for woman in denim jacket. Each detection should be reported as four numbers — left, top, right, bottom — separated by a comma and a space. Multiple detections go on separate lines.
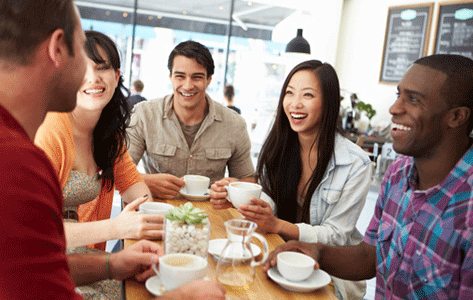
210, 60, 372, 300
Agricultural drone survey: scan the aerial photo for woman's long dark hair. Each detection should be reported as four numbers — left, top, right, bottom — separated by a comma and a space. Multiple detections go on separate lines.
84, 30, 131, 191
256, 60, 341, 223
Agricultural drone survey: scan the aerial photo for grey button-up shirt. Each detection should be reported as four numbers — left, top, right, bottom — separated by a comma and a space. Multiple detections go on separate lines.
127, 94, 255, 184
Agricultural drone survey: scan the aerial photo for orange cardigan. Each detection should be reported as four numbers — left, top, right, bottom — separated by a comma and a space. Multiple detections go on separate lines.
35, 112, 142, 250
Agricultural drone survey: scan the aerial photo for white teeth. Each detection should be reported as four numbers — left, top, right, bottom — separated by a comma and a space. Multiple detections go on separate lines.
392, 123, 411, 131
85, 89, 104, 95
291, 113, 307, 119
181, 92, 196, 97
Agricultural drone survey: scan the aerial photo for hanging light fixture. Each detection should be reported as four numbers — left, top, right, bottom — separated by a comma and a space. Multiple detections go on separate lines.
285, 29, 311, 54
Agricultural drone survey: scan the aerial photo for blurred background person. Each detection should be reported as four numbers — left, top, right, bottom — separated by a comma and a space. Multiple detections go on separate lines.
223, 84, 241, 114
127, 79, 147, 110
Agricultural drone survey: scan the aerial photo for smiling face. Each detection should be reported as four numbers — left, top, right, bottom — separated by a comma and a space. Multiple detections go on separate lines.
76, 45, 120, 112
283, 70, 323, 138
170, 55, 212, 113
389, 63, 449, 158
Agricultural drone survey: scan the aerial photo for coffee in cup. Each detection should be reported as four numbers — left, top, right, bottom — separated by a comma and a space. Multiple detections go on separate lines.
277, 251, 315, 281
152, 253, 208, 291
183, 175, 210, 195
225, 182, 262, 208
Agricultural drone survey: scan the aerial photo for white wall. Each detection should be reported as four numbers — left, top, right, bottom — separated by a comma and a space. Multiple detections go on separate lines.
272, 0, 344, 67
335, 0, 443, 127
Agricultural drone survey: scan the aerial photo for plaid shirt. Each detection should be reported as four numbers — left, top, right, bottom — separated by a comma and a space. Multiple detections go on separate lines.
364, 147, 473, 299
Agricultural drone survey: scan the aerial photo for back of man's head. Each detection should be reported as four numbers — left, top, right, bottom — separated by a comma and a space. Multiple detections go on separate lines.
133, 80, 144, 93
167, 40, 215, 78
224, 85, 234, 100
0, 0, 76, 66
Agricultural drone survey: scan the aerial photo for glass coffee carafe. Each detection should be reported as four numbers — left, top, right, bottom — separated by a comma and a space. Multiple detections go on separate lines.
215, 219, 269, 299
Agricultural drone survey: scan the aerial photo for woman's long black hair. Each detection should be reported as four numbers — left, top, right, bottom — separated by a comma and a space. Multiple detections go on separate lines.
256, 60, 341, 223
84, 30, 131, 191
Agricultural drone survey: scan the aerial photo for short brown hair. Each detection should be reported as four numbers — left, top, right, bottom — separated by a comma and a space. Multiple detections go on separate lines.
0, 0, 77, 65
133, 80, 144, 92
224, 85, 234, 100
168, 40, 215, 78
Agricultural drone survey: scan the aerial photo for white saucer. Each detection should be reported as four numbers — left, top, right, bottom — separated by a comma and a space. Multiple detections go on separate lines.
146, 275, 211, 296
208, 239, 262, 260
267, 267, 331, 293
179, 189, 210, 201
145, 275, 165, 296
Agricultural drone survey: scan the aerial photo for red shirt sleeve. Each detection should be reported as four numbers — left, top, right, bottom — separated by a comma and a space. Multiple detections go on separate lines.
0, 144, 81, 299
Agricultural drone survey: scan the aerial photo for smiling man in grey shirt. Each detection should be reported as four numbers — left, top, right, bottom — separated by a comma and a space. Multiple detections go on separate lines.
127, 41, 255, 199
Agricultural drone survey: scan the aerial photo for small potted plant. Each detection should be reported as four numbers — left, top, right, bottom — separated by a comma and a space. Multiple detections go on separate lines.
356, 100, 377, 122
164, 202, 210, 258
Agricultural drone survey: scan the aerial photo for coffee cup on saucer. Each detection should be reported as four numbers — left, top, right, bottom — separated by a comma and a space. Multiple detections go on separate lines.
277, 251, 315, 282
183, 175, 210, 196
225, 182, 262, 208
139, 202, 174, 215
152, 253, 208, 291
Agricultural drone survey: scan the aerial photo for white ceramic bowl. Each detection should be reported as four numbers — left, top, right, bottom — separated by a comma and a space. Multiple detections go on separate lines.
277, 251, 315, 282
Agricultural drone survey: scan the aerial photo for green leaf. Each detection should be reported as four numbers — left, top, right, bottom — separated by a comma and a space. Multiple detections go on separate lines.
356, 100, 377, 120
165, 202, 208, 225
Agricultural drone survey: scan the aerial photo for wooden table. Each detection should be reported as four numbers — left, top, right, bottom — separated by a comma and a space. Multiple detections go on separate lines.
124, 198, 337, 300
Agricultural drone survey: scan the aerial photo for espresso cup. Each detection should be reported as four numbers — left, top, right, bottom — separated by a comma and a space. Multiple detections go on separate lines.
277, 251, 315, 281
183, 175, 210, 195
225, 182, 262, 208
139, 202, 174, 215
152, 253, 208, 291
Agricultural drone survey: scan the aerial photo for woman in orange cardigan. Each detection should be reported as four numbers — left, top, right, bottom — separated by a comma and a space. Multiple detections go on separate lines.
35, 31, 162, 253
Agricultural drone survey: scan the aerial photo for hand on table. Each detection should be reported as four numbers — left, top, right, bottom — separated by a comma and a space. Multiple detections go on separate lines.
144, 173, 185, 199
209, 177, 238, 210
109, 240, 164, 282
162, 280, 226, 300
114, 196, 164, 240
237, 197, 279, 233
262, 240, 321, 273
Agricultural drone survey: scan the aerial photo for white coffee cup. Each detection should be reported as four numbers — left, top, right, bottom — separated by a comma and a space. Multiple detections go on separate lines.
225, 182, 262, 208
152, 253, 208, 291
139, 202, 174, 215
183, 175, 210, 195
277, 251, 315, 281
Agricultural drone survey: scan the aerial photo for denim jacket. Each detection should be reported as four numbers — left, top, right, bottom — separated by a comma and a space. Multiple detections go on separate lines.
296, 133, 372, 245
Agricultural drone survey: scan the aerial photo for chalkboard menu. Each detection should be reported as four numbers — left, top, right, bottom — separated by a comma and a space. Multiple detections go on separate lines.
434, 1, 473, 59
380, 4, 434, 83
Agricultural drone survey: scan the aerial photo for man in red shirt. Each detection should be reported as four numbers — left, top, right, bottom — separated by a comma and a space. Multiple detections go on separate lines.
0, 1, 225, 299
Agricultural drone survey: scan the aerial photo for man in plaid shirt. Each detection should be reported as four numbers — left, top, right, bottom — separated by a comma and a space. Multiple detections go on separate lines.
263, 54, 473, 299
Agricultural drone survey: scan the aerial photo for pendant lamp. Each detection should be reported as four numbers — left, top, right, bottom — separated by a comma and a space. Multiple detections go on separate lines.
285, 29, 311, 54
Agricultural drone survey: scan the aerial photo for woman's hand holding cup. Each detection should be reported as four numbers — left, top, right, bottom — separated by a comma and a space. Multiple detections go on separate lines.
114, 195, 165, 240
238, 197, 279, 233
225, 182, 262, 208
209, 178, 237, 210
